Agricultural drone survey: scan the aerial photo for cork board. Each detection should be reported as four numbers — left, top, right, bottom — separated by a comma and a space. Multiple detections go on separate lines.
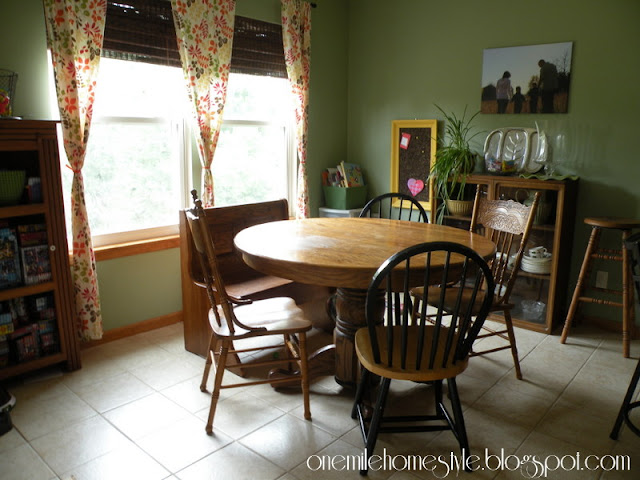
390, 120, 437, 219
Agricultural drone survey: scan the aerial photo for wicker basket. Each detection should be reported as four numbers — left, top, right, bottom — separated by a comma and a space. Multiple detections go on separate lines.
0, 170, 26, 206
446, 199, 473, 216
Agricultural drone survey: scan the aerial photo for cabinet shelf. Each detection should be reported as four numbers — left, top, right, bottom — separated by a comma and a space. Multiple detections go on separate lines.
0, 282, 56, 303
0, 352, 67, 381
0, 203, 46, 219
443, 174, 578, 334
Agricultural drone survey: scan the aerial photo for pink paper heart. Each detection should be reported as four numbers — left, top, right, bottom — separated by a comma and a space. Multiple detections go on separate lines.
407, 178, 424, 196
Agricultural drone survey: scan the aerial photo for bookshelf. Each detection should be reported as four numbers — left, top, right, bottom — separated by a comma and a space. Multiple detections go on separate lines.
0, 119, 80, 380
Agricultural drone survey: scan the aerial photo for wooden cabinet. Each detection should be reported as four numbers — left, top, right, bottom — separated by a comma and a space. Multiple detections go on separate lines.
0, 119, 80, 380
444, 174, 578, 333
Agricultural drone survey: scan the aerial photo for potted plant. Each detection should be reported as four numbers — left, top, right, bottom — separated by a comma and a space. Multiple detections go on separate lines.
429, 105, 482, 223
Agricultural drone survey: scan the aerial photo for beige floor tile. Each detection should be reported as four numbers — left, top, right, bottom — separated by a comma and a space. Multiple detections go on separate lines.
495, 431, 602, 480
176, 442, 285, 480
105, 343, 170, 372
0, 442, 57, 480
68, 371, 154, 413
136, 414, 232, 472
535, 402, 618, 453
10, 385, 97, 441
103, 392, 191, 440
471, 383, 554, 429
29, 415, 130, 476
246, 382, 307, 414
197, 390, 286, 439
60, 345, 127, 390
290, 438, 394, 479
0, 426, 26, 453
129, 355, 202, 391
60, 442, 170, 480
288, 389, 356, 437
240, 414, 336, 471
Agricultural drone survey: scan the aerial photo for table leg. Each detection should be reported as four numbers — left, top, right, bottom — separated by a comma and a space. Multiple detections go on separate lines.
334, 287, 384, 388
269, 287, 383, 388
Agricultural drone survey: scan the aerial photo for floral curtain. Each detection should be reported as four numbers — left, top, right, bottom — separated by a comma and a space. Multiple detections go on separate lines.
171, 0, 235, 207
281, 0, 311, 219
43, 0, 106, 341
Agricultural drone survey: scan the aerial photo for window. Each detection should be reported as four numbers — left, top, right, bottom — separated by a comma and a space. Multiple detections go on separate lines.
57, 58, 189, 247
52, 5, 295, 247
214, 73, 295, 208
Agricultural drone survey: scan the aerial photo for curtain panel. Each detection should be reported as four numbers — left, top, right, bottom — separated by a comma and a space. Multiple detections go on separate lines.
281, 0, 311, 219
43, 0, 106, 341
171, 0, 235, 207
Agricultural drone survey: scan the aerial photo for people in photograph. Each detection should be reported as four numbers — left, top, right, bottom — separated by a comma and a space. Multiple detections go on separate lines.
527, 82, 539, 113
511, 86, 525, 113
496, 71, 513, 114
538, 59, 558, 113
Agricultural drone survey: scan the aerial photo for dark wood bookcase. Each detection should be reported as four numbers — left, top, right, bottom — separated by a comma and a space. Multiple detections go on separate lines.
442, 174, 579, 334
0, 119, 80, 380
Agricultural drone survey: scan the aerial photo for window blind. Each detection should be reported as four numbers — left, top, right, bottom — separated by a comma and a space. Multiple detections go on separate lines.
103, 0, 287, 77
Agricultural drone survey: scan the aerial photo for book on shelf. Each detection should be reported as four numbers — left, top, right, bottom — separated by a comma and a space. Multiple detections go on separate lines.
340, 161, 365, 187
323, 162, 365, 188
0, 227, 22, 289
9, 324, 40, 363
17, 223, 48, 248
21, 244, 52, 285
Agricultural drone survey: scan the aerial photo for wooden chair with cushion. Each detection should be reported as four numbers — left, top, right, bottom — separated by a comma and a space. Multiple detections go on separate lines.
184, 192, 312, 435
351, 241, 494, 475
411, 186, 539, 380
359, 192, 428, 222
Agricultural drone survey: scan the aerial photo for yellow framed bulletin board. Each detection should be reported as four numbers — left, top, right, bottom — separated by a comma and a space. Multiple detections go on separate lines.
390, 119, 437, 219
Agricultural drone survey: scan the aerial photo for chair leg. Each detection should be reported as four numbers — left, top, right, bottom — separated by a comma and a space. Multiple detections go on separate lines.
503, 310, 523, 380
447, 377, 471, 471
610, 358, 640, 439
200, 333, 217, 392
298, 332, 312, 421
351, 367, 370, 419
622, 229, 633, 358
206, 339, 229, 435
561, 226, 601, 344
362, 377, 391, 475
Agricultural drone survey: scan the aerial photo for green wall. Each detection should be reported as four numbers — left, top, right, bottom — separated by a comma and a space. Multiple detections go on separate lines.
346, 0, 640, 325
3, 0, 638, 331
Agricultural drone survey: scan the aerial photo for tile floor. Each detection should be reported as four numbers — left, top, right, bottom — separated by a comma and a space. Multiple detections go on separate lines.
1, 320, 639, 480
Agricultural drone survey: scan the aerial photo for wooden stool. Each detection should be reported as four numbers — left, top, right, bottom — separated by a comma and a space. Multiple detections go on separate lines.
560, 217, 640, 357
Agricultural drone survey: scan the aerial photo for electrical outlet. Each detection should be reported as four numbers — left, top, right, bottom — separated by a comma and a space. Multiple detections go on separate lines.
595, 270, 608, 289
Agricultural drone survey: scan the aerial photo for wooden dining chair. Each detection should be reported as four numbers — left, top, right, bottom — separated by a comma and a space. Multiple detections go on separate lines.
359, 192, 428, 222
352, 241, 494, 475
184, 192, 312, 435
411, 186, 539, 380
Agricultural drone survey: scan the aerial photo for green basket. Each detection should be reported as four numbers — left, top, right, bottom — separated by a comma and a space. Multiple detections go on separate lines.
0, 170, 26, 206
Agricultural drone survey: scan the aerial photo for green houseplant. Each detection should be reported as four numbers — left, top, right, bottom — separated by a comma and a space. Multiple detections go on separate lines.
429, 105, 482, 223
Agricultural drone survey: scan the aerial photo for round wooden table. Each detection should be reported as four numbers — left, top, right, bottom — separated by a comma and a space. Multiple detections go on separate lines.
234, 217, 496, 386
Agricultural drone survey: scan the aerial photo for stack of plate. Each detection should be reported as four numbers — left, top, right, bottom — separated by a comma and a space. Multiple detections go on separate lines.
521, 251, 552, 274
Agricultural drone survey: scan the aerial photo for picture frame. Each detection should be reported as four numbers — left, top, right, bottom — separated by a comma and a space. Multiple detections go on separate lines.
481, 41, 573, 114
390, 119, 437, 219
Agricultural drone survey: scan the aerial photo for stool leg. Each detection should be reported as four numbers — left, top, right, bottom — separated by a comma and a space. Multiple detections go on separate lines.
561, 226, 601, 344
622, 229, 633, 358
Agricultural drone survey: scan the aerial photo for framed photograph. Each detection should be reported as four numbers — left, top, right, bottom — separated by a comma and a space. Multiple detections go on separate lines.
481, 42, 573, 114
390, 119, 437, 218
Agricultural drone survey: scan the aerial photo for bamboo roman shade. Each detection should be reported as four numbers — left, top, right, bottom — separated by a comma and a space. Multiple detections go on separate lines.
103, 0, 287, 77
